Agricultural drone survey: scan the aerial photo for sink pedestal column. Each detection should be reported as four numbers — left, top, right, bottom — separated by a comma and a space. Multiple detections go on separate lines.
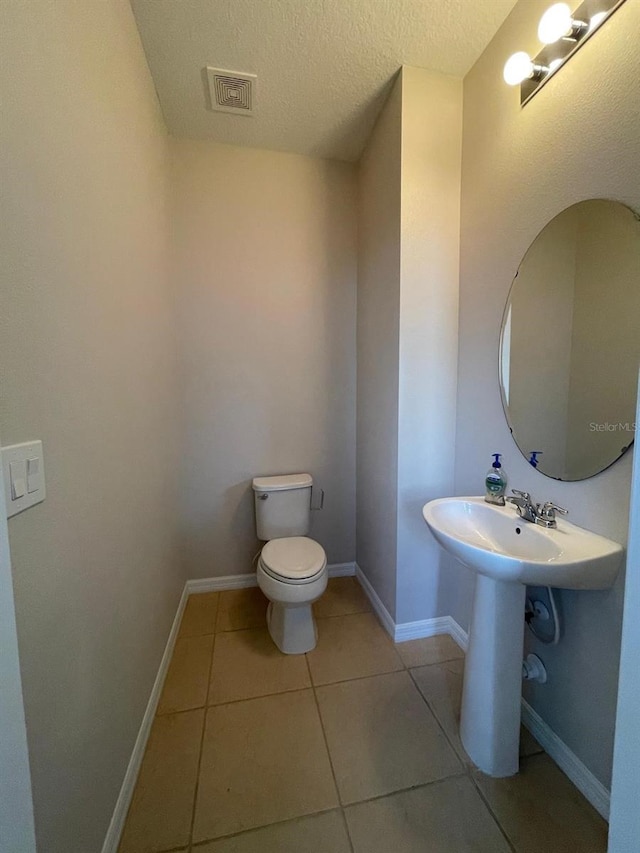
460, 574, 526, 777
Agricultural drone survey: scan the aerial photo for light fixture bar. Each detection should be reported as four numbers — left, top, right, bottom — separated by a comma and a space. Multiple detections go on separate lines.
517, 0, 627, 107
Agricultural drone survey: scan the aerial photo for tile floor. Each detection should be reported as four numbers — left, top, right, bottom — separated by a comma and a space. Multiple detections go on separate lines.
119, 578, 608, 853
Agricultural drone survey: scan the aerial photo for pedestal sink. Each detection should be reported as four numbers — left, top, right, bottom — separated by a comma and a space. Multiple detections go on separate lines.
422, 497, 624, 777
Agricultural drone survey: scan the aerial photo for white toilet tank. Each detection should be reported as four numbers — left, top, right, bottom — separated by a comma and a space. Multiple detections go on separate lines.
252, 473, 313, 540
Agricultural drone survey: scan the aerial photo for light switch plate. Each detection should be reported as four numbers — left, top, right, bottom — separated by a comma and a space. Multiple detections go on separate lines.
2, 441, 46, 518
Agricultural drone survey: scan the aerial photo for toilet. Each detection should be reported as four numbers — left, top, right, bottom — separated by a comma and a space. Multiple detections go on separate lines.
253, 473, 328, 654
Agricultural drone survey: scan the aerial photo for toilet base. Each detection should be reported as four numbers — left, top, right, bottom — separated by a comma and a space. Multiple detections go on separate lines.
267, 601, 318, 654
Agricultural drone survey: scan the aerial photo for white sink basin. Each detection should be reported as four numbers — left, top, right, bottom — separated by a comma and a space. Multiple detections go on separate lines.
423, 497, 623, 590
422, 495, 623, 779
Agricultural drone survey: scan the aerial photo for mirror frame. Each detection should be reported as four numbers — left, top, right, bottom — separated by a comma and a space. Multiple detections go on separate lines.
498, 199, 639, 481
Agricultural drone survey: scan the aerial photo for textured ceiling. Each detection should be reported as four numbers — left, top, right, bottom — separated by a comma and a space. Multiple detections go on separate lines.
131, 0, 517, 162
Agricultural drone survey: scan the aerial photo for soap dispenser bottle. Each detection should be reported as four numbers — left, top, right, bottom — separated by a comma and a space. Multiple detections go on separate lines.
485, 453, 507, 505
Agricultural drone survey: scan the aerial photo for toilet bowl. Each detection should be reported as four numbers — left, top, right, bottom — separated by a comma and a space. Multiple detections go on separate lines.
252, 472, 328, 653
256, 536, 327, 654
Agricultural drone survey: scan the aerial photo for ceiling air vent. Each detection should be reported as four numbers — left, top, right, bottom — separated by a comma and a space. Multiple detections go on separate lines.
206, 67, 256, 116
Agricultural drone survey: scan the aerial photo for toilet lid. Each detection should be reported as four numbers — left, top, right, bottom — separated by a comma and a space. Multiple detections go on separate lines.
260, 537, 327, 581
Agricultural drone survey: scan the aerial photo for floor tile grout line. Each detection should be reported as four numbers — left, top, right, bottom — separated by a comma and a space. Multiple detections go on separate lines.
207, 680, 313, 708
188, 806, 346, 849
186, 772, 483, 852
158, 660, 464, 719
406, 666, 545, 766
177, 591, 510, 849
151, 592, 518, 852
185, 623, 218, 849
183, 599, 423, 635
160, 676, 393, 725
179, 590, 220, 641
153, 845, 189, 853
164, 603, 467, 719
156, 704, 208, 718
468, 773, 519, 853
310, 664, 406, 690
399, 652, 465, 670
180, 610, 375, 638
347, 772, 517, 853
339, 770, 469, 809
304, 644, 472, 850
405, 664, 489, 783
161, 621, 465, 716
314, 607, 373, 621
404, 669, 519, 853
155, 633, 216, 718
136, 588, 578, 853
304, 651, 356, 853
406, 666, 468, 759
338, 806, 354, 853
154, 652, 465, 853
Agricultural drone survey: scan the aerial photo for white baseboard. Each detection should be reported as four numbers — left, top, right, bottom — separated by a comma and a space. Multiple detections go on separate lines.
354, 564, 396, 638
447, 617, 469, 652
186, 562, 356, 594
327, 561, 357, 577
187, 574, 258, 593
354, 563, 467, 651
101, 583, 189, 853
521, 699, 610, 820
394, 616, 455, 643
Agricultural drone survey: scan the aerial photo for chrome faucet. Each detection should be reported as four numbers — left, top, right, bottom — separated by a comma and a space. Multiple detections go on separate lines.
506, 489, 538, 523
506, 490, 568, 528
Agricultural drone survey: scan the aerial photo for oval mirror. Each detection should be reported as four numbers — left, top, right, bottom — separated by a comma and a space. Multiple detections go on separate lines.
499, 199, 640, 481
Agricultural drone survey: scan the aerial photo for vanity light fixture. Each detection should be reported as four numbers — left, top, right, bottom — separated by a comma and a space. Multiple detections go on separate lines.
537, 3, 587, 44
503, 0, 627, 106
503, 52, 549, 86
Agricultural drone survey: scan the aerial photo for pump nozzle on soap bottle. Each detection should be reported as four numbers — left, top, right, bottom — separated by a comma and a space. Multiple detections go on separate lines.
529, 451, 543, 469
485, 453, 508, 506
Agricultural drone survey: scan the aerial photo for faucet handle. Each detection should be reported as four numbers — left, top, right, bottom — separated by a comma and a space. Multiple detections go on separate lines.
537, 501, 568, 520
512, 489, 532, 502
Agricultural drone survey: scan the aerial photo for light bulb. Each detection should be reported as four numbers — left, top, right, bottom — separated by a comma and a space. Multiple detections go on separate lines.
538, 3, 573, 44
589, 11, 607, 31
503, 52, 534, 86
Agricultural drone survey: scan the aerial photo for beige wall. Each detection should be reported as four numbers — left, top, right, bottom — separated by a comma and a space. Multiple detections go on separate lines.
357, 68, 462, 622
356, 75, 402, 617
0, 2, 182, 851
171, 139, 357, 578
458, 0, 640, 789
396, 67, 462, 623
